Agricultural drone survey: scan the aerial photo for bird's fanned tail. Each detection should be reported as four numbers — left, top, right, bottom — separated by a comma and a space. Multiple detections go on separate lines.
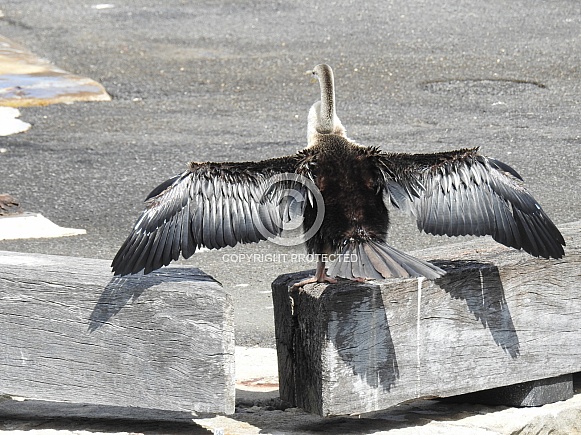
328, 238, 445, 280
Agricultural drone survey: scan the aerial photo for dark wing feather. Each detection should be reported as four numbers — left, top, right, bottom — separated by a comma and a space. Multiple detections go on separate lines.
112, 155, 300, 276
378, 147, 565, 259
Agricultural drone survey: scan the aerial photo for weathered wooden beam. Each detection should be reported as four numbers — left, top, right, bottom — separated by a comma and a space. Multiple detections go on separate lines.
452, 374, 574, 407
273, 221, 581, 416
0, 251, 235, 415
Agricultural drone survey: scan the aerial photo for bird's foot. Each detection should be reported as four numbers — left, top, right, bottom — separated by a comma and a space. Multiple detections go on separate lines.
291, 274, 337, 289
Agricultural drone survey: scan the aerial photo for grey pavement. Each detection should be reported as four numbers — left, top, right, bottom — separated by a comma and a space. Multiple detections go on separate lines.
1, 0, 580, 348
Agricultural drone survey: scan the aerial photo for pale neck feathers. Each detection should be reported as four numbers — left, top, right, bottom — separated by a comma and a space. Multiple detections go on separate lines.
307, 64, 346, 147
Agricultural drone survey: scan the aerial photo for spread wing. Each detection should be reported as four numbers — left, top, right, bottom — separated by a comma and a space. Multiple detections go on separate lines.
378, 147, 565, 259
112, 155, 301, 276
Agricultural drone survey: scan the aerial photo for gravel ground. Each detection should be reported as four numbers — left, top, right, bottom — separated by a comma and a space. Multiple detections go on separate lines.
0, 1, 580, 433
1, 0, 579, 348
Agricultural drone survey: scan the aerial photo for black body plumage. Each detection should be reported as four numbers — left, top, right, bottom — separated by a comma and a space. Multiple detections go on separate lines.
111, 65, 565, 279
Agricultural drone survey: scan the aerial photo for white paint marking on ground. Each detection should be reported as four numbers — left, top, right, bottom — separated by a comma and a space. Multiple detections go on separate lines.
0, 213, 86, 240
91, 4, 115, 9
0, 107, 31, 136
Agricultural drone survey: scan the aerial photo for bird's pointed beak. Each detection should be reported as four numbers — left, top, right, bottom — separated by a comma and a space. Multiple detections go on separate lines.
306, 70, 317, 84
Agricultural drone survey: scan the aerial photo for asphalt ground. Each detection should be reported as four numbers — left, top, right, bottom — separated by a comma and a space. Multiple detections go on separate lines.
0, 0, 580, 347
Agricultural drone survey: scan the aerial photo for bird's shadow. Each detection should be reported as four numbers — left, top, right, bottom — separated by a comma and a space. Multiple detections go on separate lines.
88, 268, 217, 333
433, 259, 521, 359
322, 283, 399, 393
319, 259, 520, 393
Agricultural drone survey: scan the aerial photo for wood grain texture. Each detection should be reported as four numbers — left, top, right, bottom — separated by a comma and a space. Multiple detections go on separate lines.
273, 221, 581, 416
0, 251, 235, 415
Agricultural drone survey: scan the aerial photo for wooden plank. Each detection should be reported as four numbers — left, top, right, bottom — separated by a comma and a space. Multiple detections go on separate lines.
453, 374, 574, 407
272, 221, 581, 416
0, 251, 235, 415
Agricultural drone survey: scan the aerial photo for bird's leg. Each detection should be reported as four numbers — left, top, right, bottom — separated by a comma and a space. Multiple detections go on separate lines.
292, 259, 337, 288
314, 259, 337, 283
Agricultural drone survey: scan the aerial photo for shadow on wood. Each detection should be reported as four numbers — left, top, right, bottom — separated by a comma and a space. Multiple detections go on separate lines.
322, 284, 399, 391
435, 260, 520, 359
88, 269, 217, 332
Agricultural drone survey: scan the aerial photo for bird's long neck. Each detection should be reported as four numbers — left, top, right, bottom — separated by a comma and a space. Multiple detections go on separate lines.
317, 66, 336, 134
307, 65, 346, 147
